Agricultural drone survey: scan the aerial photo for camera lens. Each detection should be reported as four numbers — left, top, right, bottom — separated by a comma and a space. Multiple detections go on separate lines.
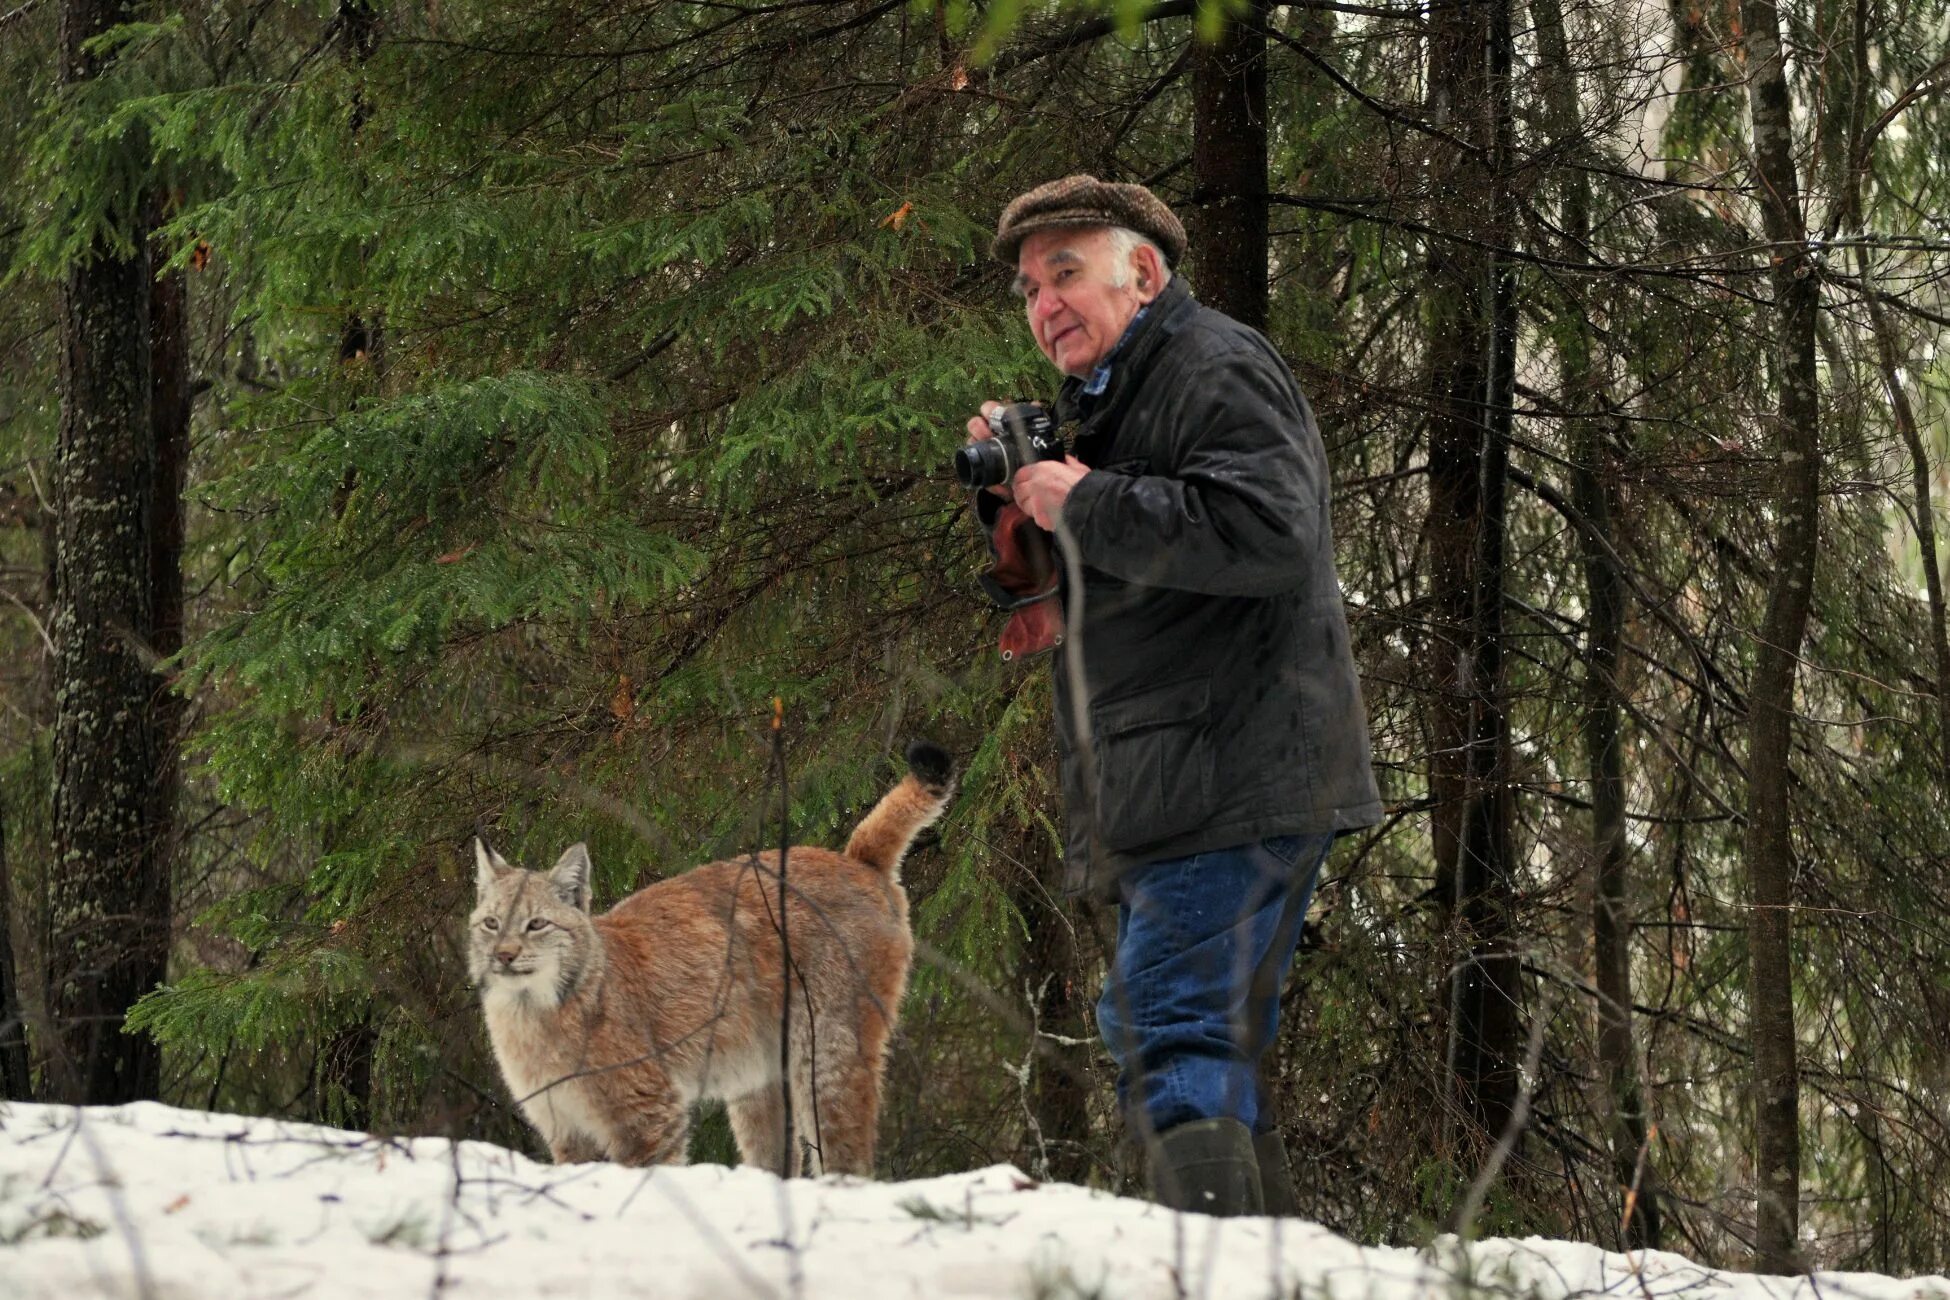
954, 440, 1013, 490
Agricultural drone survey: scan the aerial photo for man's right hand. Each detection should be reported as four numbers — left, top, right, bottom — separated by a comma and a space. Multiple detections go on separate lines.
966, 400, 1014, 502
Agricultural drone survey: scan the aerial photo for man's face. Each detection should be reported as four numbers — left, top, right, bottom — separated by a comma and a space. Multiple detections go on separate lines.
1014, 227, 1153, 378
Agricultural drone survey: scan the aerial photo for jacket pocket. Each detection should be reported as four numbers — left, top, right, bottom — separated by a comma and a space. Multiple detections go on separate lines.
1090, 675, 1215, 853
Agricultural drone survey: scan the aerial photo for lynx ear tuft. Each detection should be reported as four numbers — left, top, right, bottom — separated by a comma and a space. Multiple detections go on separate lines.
473, 838, 513, 895
549, 843, 593, 912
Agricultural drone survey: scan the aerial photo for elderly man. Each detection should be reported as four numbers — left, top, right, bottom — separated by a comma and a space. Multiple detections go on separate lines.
968, 176, 1383, 1217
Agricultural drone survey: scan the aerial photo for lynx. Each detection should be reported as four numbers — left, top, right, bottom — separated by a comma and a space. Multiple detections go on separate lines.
468, 741, 952, 1177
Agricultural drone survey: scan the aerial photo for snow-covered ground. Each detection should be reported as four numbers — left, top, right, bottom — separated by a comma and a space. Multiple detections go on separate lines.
2, 1102, 1944, 1300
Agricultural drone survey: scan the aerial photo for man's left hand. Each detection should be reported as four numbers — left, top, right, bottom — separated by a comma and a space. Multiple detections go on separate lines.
1012, 457, 1090, 532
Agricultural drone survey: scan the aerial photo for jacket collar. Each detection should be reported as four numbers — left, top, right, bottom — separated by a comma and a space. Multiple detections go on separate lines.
1056, 276, 1195, 439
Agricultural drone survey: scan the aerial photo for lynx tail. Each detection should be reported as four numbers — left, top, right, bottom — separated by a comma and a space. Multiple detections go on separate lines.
843, 739, 955, 879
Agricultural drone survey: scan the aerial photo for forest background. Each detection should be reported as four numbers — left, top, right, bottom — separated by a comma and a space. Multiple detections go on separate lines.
2, 0, 1948, 1279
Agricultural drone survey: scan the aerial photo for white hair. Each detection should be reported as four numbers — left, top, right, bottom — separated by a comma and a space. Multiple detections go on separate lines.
1104, 226, 1170, 289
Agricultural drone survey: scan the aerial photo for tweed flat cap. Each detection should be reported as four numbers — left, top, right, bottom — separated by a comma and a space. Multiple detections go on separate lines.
992, 174, 1187, 268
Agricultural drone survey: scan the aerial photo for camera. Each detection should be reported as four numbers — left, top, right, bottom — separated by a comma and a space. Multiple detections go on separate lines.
954, 402, 1062, 490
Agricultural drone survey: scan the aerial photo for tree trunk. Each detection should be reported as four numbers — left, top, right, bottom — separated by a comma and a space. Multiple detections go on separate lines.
1191, 0, 1281, 1148
0, 799, 32, 1098
1577, 415, 1663, 1248
1830, 0, 1947, 787
1738, 0, 1820, 1268
148, 196, 189, 987
1862, 280, 1950, 786
45, 0, 173, 1105
1421, 0, 1489, 916
1529, 0, 1660, 1248
1008, 818, 1094, 1184
1428, 0, 1523, 1158
321, 1019, 378, 1130
1191, 0, 1269, 331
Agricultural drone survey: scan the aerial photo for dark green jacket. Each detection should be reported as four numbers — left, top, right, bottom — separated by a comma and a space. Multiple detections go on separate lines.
991, 277, 1383, 897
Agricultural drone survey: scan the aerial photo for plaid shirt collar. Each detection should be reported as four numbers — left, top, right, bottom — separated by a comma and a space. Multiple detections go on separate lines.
1081, 304, 1152, 397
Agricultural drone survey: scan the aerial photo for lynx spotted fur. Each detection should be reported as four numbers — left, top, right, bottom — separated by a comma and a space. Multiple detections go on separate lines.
469, 741, 953, 1176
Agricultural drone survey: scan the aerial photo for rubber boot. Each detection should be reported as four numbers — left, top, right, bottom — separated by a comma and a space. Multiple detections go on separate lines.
1254, 1129, 1300, 1217
1149, 1118, 1264, 1217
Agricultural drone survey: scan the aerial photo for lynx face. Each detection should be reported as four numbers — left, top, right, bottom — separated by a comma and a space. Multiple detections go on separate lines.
468, 841, 598, 1007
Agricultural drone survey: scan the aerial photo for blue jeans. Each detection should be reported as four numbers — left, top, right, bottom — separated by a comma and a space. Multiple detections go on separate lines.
1095, 833, 1334, 1137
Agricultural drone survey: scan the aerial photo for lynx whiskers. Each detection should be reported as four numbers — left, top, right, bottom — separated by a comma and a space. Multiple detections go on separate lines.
468, 740, 953, 1176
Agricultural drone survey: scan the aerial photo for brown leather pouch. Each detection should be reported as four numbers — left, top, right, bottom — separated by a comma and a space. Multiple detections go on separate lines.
979, 502, 1063, 661
998, 598, 1063, 661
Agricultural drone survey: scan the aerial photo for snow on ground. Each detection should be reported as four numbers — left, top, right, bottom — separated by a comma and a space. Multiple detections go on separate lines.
2, 1103, 1945, 1300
